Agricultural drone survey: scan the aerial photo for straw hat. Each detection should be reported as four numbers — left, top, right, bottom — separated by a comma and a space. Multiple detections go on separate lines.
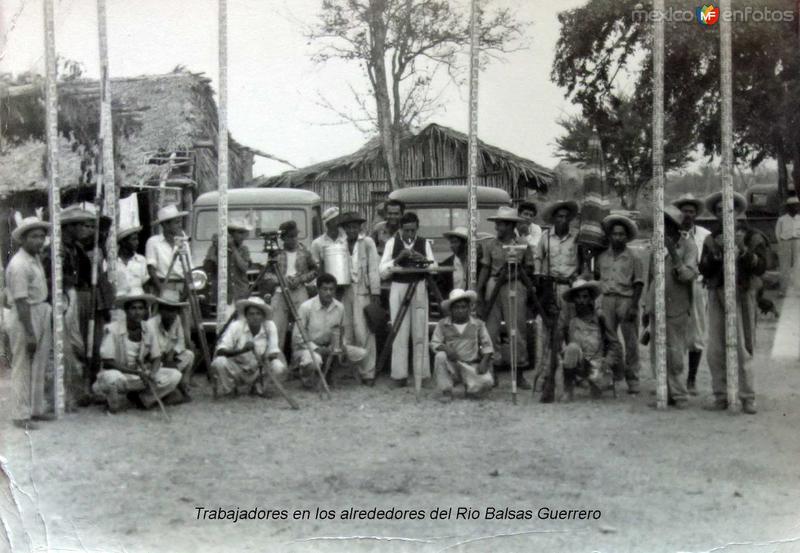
602, 214, 638, 240
487, 206, 525, 224
236, 296, 273, 318
704, 191, 747, 216
117, 225, 142, 242
11, 216, 50, 242
542, 200, 579, 225
322, 207, 340, 225
228, 219, 253, 233
337, 211, 367, 227
663, 205, 684, 228
155, 204, 189, 225
441, 288, 478, 311
672, 193, 704, 214
785, 197, 800, 206
562, 279, 603, 303
60, 206, 95, 225
154, 289, 188, 308
443, 226, 469, 241
115, 288, 156, 309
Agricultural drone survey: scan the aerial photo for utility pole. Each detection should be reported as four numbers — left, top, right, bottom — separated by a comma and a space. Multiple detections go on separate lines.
466, 0, 480, 290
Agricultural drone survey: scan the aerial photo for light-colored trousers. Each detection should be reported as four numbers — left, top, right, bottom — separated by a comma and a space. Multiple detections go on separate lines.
271, 287, 309, 350
92, 367, 182, 408
8, 303, 52, 420
433, 351, 494, 394
388, 280, 430, 380
485, 277, 529, 368
294, 344, 367, 386
210, 353, 286, 396
706, 288, 755, 402
649, 313, 689, 401
600, 294, 640, 383
686, 280, 707, 352
342, 286, 377, 379
168, 350, 195, 382
778, 239, 799, 294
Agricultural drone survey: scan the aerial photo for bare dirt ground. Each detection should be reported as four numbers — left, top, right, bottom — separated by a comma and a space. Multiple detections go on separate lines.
2, 311, 800, 553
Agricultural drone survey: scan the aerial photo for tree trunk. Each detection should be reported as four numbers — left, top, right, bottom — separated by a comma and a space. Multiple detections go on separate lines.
368, 0, 404, 190
793, 142, 800, 196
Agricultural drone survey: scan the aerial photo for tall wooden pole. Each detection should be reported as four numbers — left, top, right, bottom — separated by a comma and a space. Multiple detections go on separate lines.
44, 0, 65, 417
466, 0, 480, 290
651, 0, 668, 410
217, 0, 229, 329
97, 0, 117, 276
720, 0, 739, 409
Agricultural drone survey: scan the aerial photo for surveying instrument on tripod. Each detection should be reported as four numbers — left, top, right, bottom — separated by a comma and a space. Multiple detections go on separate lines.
501, 243, 531, 405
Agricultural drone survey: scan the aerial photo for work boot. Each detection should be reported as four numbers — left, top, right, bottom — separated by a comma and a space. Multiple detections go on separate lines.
741, 399, 758, 415
703, 399, 729, 411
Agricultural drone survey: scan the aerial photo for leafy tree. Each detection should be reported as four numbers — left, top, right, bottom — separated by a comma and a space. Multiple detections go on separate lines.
308, 0, 526, 189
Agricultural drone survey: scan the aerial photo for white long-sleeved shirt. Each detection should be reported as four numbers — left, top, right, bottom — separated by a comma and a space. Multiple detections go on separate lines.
775, 214, 800, 241
378, 234, 437, 280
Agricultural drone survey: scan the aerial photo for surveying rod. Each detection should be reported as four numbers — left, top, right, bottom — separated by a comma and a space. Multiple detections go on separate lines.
466, 0, 480, 289
217, 0, 230, 330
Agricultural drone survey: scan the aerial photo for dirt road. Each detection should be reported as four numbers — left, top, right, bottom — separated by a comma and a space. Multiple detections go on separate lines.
2, 313, 799, 553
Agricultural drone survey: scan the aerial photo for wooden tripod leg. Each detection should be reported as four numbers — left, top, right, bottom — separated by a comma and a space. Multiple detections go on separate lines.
261, 362, 299, 410
375, 280, 420, 376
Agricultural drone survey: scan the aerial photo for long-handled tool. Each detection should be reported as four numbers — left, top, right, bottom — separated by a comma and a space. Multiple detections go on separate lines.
375, 278, 420, 375
172, 241, 212, 383
259, 355, 299, 410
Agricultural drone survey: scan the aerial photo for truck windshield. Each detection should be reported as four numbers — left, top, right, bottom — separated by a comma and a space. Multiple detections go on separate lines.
414, 207, 498, 237
194, 208, 308, 240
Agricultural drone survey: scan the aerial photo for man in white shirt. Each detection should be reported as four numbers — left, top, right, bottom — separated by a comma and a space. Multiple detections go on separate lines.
147, 290, 195, 399
673, 193, 711, 394
379, 212, 437, 386
310, 207, 345, 271
775, 196, 800, 296
517, 200, 543, 251
114, 225, 148, 321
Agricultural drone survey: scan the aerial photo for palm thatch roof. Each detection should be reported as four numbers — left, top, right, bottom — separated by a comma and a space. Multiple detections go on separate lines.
258, 123, 554, 191
0, 71, 256, 198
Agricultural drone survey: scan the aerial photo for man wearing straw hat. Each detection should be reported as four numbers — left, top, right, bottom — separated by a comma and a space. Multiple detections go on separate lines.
643, 206, 698, 409
204, 218, 254, 311
6, 216, 53, 429
94, 290, 183, 413
116, 224, 148, 296
672, 193, 711, 394
148, 290, 195, 399
557, 279, 621, 400
310, 207, 345, 272
430, 288, 495, 402
595, 213, 644, 394
211, 296, 286, 397
477, 206, 534, 389
699, 191, 767, 414
774, 196, 800, 296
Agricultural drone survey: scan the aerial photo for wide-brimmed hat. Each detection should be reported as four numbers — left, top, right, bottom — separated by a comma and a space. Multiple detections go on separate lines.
154, 289, 188, 308
542, 200, 579, 225
337, 211, 367, 227
322, 207, 340, 225
11, 216, 50, 242
115, 288, 156, 309
441, 288, 478, 311
443, 226, 469, 241
60, 206, 95, 225
227, 219, 253, 233
663, 205, 684, 228
236, 296, 273, 318
562, 279, 603, 303
704, 191, 747, 216
602, 213, 638, 240
117, 225, 142, 242
672, 193, 704, 214
155, 204, 189, 225
785, 197, 800, 206
487, 206, 525, 224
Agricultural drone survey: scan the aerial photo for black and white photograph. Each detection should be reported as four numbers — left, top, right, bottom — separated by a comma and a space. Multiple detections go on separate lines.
1, 0, 799, 551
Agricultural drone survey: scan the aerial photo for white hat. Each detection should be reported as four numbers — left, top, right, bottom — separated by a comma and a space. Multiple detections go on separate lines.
11, 216, 50, 242
562, 279, 603, 303
60, 206, 95, 225
786, 197, 800, 206
441, 288, 478, 311
115, 287, 156, 309
322, 207, 340, 224
487, 206, 525, 224
228, 219, 254, 233
155, 204, 189, 225
235, 296, 273, 318
602, 214, 638, 240
443, 226, 469, 241
154, 289, 188, 308
117, 225, 142, 242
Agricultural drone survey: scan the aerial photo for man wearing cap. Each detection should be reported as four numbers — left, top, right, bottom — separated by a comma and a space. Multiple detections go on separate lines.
210, 296, 285, 397
94, 291, 182, 412
699, 192, 767, 414
775, 196, 800, 296
439, 227, 470, 297
147, 290, 195, 398
203, 219, 253, 307
595, 214, 644, 394
672, 193, 710, 393
338, 212, 381, 384
476, 206, 534, 389
6, 217, 53, 428
310, 207, 345, 272
430, 289, 495, 402
557, 279, 621, 400
268, 220, 318, 349
517, 201, 543, 251
379, 211, 437, 386
643, 206, 698, 408
292, 273, 367, 387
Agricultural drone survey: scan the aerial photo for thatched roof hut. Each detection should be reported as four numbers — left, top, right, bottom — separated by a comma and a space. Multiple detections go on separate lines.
0, 71, 255, 199
257, 123, 554, 220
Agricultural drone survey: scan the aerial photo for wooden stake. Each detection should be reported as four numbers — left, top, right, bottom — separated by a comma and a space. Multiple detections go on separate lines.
651, 0, 668, 410
97, 0, 117, 277
466, 0, 480, 290
217, 0, 229, 329
43, 0, 65, 417
720, 0, 739, 409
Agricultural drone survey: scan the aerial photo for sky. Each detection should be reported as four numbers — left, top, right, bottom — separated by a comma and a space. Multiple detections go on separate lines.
0, 0, 588, 178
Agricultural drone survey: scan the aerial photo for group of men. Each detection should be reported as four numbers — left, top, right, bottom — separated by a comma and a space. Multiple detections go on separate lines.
5, 188, 768, 428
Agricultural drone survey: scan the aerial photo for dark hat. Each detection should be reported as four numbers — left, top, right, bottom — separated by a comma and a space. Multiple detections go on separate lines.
363, 302, 389, 335
279, 220, 298, 235
337, 211, 367, 227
